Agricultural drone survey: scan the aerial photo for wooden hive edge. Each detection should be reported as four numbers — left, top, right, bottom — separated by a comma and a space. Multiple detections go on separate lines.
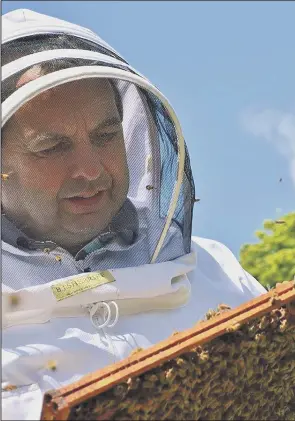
41, 280, 295, 418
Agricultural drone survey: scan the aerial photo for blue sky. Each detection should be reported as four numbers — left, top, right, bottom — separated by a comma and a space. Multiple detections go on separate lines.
2, 1, 295, 257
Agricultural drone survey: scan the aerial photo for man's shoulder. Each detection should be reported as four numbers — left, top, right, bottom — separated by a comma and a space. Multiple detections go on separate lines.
191, 236, 240, 263
189, 235, 267, 298
191, 235, 231, 251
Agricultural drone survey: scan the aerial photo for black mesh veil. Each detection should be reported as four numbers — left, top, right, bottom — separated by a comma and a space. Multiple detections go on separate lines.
1, 33, 195, 268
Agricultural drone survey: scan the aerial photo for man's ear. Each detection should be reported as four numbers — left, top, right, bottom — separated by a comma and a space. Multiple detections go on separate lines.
15, 64, 52, 112
16, 64, 43, 88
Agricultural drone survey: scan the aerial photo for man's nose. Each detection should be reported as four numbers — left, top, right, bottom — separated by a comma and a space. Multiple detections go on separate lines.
70, 142, 105, 181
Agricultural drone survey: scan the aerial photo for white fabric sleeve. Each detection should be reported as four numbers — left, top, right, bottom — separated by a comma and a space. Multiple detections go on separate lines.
241, 269, 267, 297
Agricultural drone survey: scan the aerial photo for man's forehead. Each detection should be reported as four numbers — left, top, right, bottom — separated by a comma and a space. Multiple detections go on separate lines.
52, 78, 115, 97
19, 77, 116, 108
11, 78, 120, 134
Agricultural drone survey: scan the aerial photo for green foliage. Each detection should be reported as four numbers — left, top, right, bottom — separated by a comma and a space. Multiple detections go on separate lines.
240, 212, 295, 288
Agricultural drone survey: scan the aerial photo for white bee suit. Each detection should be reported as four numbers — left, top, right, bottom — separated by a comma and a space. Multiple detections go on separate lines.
1, 9, 266, 420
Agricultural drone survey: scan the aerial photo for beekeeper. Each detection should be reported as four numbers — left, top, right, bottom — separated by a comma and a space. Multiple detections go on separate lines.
1, 9, 266, 420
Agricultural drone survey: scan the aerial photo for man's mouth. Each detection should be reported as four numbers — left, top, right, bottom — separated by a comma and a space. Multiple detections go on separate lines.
71, 191, 101, 199
62, 190, 107, 214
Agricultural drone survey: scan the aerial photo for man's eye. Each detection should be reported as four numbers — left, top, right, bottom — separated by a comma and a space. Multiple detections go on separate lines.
36, 143, 71, 156
92, 132, 117, 145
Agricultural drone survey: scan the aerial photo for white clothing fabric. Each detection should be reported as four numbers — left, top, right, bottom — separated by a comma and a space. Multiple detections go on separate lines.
2, 237, 266, 420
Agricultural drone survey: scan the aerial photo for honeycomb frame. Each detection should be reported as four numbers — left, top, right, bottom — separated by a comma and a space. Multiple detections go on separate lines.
41, 281, 295, 420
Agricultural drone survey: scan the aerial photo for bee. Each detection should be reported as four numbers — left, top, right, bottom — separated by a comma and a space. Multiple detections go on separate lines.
146, 374, 158, 383
199, 350, 209, 362
43, 248, 51, 254
1, 172, 13, 181
146, 185, 155, 191
142, 380, 154, 389
226, 322, 241, 333
269, 293, 280, 306
130, 347, 143, 357
113, 384, 127, 397
2, 384, 17, 391
258, 316, 269, 330
254, 333, 266, 343
275, 220, 286, 224
205, 309, 217, 320
9, 294, 20, 308
279, 319, 288, 332
127, 377, 141, 390
165, 367, 176, 381
55, 255, 62, 263
270, 297, 276, 305
193, 197, 200, 203
45, 360, 57, 371
218, 304, 231, 311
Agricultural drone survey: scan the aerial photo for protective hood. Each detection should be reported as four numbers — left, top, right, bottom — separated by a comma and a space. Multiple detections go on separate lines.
1, 9, 195, 265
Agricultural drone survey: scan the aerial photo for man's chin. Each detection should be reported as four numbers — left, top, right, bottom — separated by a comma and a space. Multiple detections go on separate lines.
62, 213, 111, 236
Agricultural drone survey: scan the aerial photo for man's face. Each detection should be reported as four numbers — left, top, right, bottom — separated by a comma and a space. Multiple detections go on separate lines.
2, 79, 129, 251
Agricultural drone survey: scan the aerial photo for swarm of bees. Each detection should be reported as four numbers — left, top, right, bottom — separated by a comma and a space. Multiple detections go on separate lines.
67, 299, 295, 421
